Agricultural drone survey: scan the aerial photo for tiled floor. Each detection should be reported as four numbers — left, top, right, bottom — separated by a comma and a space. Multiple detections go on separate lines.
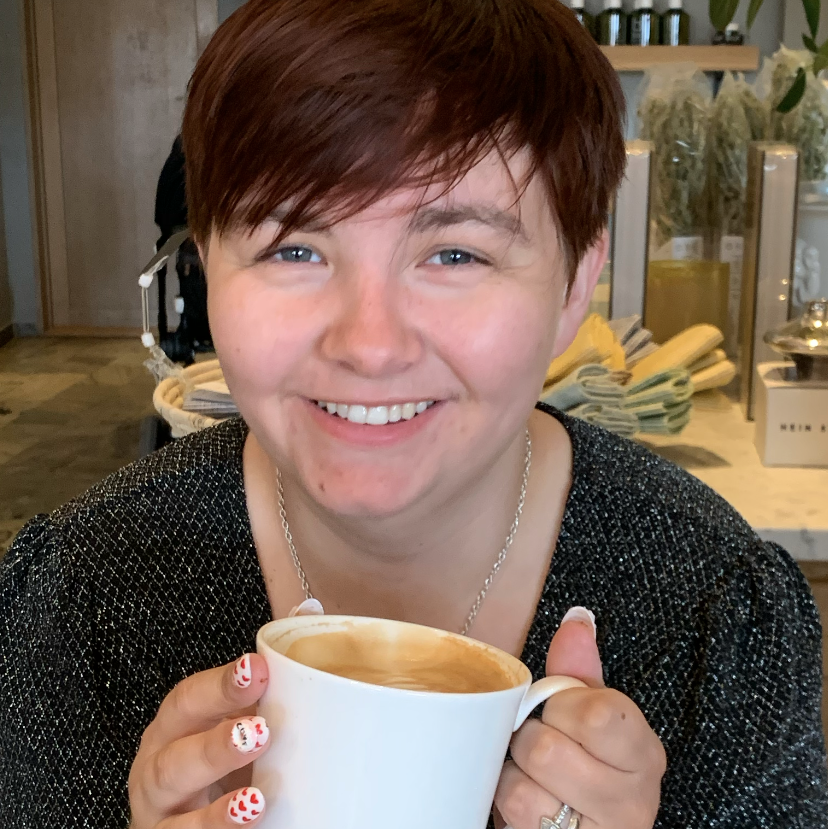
0, 337, 154, 547
1, 335, 828, 742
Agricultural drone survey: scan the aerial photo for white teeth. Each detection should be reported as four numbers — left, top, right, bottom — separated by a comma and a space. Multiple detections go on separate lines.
346, 405, 368, 424
316, 400, 436, 425
366, 406, 389, 425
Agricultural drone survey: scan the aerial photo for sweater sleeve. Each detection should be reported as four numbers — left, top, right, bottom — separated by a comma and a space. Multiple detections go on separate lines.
0, 517, 152, 829
655, 541, 828, 828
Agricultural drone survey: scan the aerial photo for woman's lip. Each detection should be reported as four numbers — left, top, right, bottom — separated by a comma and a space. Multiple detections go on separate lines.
306, 398, 438, 407
302, 397, 442, 446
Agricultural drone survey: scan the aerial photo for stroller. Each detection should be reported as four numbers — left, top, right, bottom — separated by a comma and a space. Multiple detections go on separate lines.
152, 136, 212, 366
138, 136, 214, 455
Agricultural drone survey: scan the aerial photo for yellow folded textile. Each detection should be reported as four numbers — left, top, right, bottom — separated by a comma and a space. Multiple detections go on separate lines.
691, 359, 736, 392
628, 324, 723, 385
687, 348, 727, 374
545, 314, 625, 387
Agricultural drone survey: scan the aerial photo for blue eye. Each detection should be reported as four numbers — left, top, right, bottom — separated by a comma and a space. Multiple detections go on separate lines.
273, 246, 322, 264
427, 249, 481, 266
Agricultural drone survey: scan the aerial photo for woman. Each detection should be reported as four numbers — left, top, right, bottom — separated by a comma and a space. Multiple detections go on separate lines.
1, 0, 825, 827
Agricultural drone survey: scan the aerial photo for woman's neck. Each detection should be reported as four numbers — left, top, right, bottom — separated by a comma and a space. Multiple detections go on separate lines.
244, 410, 572, 634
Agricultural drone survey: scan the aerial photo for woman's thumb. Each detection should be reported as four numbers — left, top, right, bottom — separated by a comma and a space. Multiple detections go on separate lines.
545, 606, 604, 688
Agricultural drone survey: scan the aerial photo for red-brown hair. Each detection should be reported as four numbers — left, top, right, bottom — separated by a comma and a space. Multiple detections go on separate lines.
182, 0, 626, 283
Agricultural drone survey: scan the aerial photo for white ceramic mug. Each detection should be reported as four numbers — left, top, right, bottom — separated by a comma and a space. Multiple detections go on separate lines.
252, 615, 584, 829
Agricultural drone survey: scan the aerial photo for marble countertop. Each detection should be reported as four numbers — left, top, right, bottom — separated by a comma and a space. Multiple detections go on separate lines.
640, 391, 828, 561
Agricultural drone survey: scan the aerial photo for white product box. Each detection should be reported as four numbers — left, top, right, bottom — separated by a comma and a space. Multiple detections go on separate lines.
754, 362, 828, 468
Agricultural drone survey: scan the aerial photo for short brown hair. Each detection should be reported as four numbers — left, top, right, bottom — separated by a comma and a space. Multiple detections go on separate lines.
182, 0, 626, 283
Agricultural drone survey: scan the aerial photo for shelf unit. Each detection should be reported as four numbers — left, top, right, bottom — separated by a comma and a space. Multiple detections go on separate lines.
601, 45, 760, 72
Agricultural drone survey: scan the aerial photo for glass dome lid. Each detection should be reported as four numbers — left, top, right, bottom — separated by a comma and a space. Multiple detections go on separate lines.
765, 299, 828, 358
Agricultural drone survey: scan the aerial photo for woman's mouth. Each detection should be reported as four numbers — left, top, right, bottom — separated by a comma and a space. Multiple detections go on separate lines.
311, 400, 436, 426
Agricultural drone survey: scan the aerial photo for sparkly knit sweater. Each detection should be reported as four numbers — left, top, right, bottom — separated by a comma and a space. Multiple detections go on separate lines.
1, 408, 826, 828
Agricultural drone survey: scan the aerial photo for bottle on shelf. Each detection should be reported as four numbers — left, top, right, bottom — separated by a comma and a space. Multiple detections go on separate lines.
713, 22, 743, 45
597, 0, 627, 46
570, 0, 596, 39
725, 22, 744, 44
661, 0, 689, 46
629, 0, 659, 45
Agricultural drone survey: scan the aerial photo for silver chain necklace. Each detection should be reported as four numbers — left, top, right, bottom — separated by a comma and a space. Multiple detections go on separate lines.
277, 428, 532, 636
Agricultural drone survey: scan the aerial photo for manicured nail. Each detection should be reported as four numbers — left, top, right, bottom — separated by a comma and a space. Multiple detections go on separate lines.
561, 606, 596, 639
231, 717, 269, 754
288, 598, 325, 617
228, 787, 265, 824
233, 655, 252, 688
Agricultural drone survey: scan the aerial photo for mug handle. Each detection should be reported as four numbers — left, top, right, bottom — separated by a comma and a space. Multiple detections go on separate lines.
513, 675, 586, 731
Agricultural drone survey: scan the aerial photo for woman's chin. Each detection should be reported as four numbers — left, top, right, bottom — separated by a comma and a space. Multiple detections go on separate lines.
295, 462, 436, 519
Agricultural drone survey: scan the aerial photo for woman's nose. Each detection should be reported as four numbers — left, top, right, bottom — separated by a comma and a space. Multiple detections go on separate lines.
319, 276, 422, 378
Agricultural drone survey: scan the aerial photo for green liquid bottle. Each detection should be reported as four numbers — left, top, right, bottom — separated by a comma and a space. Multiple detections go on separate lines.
597, 0, 627, 46
629, 0, 659, 45
570, 0, 596, 40
661, 0, 690, 46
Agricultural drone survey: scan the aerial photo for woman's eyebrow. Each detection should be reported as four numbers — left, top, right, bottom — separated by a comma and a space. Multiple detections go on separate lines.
408, 205, 528, 243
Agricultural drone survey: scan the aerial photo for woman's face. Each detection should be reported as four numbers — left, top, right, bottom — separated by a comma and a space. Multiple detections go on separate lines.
206, 150, 605, 517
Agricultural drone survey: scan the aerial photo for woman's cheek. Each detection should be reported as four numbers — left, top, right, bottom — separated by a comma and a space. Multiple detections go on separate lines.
431, 288, 556, 403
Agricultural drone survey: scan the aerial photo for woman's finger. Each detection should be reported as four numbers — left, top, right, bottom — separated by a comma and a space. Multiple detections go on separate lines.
141, 654, 268, 754
142, 715, 271, 814
494, 760, 570, 829
510, 718, 626, 819
156, 786, 267, 828
540, 687, 664, 774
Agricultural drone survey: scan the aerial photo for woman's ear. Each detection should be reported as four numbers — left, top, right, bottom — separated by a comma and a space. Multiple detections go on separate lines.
550, 229, 609, 358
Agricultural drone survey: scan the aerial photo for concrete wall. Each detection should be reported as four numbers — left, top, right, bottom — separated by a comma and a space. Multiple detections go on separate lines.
782, 1, 828, 47
0, 0, 40, 334
218, 0, 246, 23
0, 160, 12, 333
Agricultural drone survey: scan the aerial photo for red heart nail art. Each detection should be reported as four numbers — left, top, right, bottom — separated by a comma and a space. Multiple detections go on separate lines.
229, 787, 265, 825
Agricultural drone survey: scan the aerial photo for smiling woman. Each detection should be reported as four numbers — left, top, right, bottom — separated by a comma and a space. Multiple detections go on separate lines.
0, 1, 826, 828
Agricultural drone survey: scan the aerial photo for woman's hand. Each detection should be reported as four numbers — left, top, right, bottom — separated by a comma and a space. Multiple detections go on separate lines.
494, 608, 666, 829
128, 654, 270, 828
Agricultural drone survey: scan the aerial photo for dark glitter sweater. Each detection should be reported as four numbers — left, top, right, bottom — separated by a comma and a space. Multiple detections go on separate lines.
1, 408, 826, 828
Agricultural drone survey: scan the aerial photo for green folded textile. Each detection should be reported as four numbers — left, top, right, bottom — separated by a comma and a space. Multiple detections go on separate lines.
624, 368, 693, 411
569, 403, 639, 438
540, 364, 626, 411
635, 400, 693, 435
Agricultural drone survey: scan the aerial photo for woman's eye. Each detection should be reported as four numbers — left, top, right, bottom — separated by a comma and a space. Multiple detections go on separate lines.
272, 246, 322, 264
426, 249, 483, 267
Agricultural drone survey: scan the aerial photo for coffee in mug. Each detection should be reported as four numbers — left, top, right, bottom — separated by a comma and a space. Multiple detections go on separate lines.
252, 615, 584, 829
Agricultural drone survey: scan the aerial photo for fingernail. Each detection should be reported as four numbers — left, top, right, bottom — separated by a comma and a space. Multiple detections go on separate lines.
288, 598, 325, 617
561, 606, 596, 639
233, 654, 252, 688
228, 787, 265, 824
232, 718, 269, 754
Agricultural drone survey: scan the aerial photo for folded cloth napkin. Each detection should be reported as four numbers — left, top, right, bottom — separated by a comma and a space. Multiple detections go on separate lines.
540, 364, 626, 411
623, 368, 694, 412
569, 403, 639, 438
691, 359, 736, 392
687, 348, 727, 374
635, 400, 693, 435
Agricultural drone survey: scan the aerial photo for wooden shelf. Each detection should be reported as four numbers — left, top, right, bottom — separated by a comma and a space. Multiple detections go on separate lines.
601, 45, 760, 72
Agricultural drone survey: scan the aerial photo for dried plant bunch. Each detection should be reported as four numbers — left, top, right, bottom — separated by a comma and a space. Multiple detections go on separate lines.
758, 48, 828, 182
638, 65, 712, 245
709, 73, 766, 236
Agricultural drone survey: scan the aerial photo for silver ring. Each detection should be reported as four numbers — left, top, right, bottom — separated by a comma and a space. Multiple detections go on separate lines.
540, 804, 581, 829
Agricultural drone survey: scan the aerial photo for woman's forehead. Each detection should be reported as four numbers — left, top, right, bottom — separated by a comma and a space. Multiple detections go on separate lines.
254, 149, 548, 234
